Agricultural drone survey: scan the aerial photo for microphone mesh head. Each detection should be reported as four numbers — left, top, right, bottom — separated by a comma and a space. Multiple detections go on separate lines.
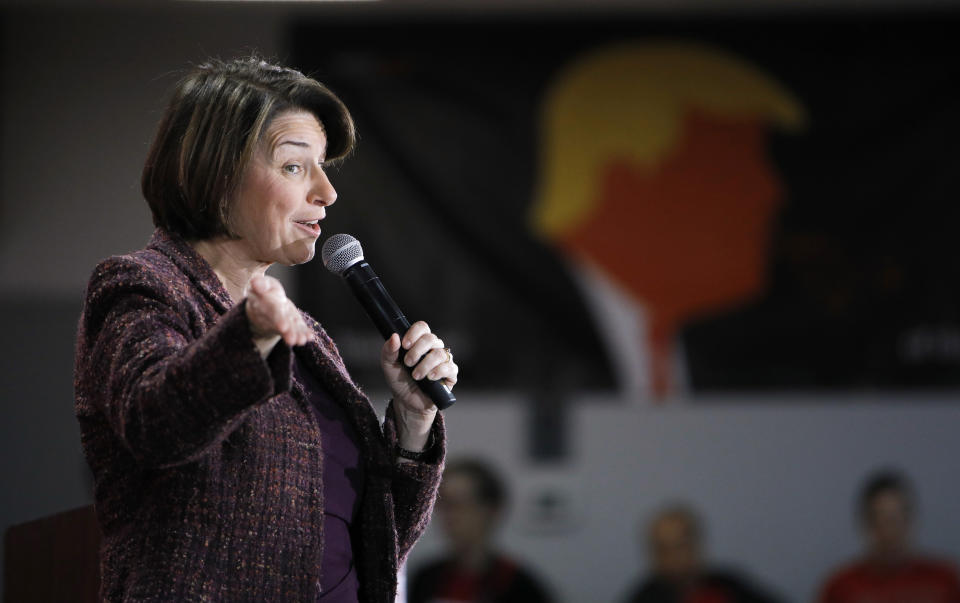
321, 233, 364, 275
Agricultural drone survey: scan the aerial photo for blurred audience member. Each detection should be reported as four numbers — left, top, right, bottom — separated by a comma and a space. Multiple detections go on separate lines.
409, 459, 553, 603
623, 504, 781, 603
817, 470, 960, 603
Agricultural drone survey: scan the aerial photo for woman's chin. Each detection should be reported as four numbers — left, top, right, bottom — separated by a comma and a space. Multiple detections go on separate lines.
282, 241, 316, 266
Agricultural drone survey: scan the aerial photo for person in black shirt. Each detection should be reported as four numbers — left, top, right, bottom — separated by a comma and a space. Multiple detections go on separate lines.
409, 459, 553, 603
623, 504, 781, 603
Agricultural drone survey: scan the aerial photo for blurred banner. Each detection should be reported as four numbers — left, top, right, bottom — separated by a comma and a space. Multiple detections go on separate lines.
291, 13, 960, 400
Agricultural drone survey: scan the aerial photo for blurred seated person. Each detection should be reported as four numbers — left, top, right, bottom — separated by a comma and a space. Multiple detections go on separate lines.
409, 458, 553, 603
623, 504, 781, 603
817, 470, 960, 603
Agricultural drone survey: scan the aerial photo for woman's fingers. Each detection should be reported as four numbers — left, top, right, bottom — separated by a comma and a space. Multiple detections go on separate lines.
403, 332, 443, 368
280, 304, 312, 346
409, 346, 446, 380
381, 333, 402, 364
431, 357, 459, 387
249, 274, 279, 298
246, 275, 312, 346
248, 275, 267, 294
398, 322, 458, 387
400, 321, 432, 351
384, 321, 459, 407
412, 344, 458, 389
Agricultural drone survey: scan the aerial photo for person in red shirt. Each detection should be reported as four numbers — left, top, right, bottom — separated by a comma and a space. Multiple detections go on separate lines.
817, 470, 960, 603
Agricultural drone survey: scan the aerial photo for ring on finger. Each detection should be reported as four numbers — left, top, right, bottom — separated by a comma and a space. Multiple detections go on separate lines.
442, 347, 452, 363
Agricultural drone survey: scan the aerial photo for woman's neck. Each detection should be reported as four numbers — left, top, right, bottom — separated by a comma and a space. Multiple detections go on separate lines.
190, 238, 271, 303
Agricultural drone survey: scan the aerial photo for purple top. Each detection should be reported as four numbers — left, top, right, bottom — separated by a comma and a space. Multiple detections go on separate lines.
293, 354, 365, 602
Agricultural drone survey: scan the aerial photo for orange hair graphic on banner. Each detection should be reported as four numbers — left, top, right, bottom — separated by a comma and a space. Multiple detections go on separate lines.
532, 42, 805, 399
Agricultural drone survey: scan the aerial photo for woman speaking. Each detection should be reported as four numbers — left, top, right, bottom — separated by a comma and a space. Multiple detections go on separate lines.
74, 57, 457, 602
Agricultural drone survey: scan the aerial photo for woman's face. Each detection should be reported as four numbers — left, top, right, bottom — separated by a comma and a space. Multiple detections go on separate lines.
229, 109, 337, 266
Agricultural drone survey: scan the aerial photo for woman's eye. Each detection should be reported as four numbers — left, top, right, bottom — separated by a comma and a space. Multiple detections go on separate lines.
283, 164, 303, 175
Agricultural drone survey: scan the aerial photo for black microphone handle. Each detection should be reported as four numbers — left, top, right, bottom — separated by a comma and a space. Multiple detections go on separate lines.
342, 261, 456, 410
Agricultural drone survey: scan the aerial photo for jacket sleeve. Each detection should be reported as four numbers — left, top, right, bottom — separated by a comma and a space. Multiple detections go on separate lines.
382, 399, 446, 564
77, 256, 293, 469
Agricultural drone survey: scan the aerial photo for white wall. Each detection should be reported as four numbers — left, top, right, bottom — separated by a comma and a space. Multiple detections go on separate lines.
411, 395, 960, 603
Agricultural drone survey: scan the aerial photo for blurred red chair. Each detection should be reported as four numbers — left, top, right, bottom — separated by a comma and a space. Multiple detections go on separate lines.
4, 505, 101, 602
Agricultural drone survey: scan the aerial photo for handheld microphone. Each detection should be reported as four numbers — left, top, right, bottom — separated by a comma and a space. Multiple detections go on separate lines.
321, 234, 456, 410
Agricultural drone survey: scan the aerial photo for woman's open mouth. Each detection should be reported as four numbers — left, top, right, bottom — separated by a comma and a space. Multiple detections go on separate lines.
294, 219, 321, 237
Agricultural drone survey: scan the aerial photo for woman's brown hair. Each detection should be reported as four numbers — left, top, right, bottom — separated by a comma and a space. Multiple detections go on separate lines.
142, 56, 355, 240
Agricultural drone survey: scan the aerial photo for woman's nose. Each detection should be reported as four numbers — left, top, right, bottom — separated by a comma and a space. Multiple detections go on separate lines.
310, 167, 337, 206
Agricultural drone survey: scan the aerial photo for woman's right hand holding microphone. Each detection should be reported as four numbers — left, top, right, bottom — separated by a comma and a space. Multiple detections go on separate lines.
245, 275, 313, 358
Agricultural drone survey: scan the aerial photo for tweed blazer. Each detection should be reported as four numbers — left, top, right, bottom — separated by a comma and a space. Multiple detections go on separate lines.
74, 228, 445, 602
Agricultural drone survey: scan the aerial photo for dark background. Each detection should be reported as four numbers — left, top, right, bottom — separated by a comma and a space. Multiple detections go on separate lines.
287, 13, 960, 394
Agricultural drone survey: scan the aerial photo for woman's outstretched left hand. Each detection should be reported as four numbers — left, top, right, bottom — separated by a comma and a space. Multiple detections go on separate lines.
381, 321, 458, 451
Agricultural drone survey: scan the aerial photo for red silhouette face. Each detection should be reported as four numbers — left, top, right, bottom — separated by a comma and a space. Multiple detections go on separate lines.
556, 110, 782, 395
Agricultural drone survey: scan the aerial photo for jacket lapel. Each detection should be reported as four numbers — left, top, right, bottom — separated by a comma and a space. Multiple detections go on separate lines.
294, 320, 391, 467
146, 229, 234, 315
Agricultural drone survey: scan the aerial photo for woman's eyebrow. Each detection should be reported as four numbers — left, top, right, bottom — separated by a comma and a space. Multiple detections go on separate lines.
276, 140, 311, 150
272, 139, 327, 162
